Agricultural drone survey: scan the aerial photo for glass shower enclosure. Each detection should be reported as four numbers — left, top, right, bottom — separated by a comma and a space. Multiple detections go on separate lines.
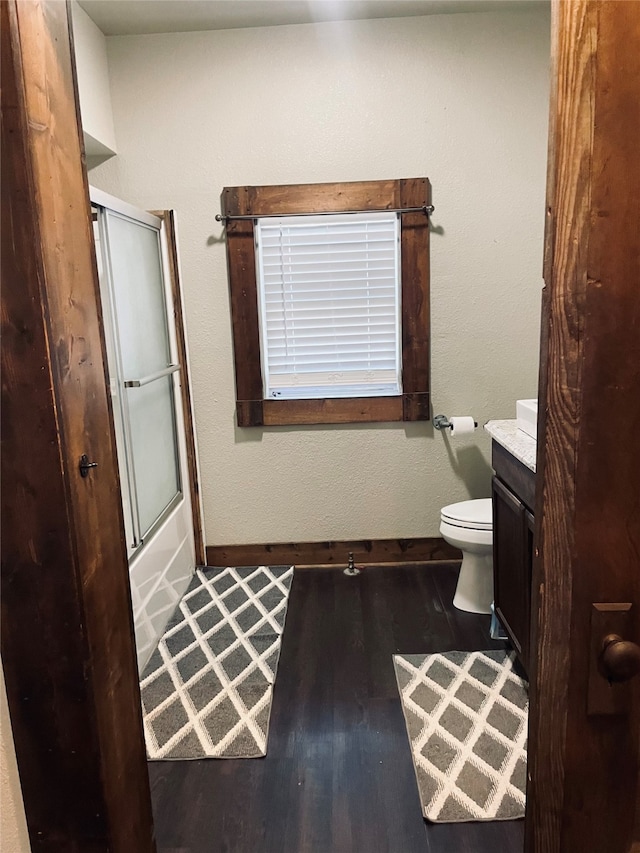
91, 188, 195, 670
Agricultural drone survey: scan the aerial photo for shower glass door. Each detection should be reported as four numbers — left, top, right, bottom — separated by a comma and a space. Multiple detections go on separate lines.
103, 209, 181, 544
92, 188, 195, 671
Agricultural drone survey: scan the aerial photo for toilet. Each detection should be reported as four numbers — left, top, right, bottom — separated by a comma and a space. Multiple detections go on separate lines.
439, 498, 493, 614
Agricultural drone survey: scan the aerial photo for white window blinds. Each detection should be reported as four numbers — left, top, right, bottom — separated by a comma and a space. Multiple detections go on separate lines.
255, 212, 401, 400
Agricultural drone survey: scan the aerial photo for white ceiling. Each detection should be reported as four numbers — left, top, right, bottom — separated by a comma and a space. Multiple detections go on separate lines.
78, 0, 546, 37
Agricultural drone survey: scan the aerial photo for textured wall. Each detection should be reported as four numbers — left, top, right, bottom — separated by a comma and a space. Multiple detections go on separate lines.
1, 664, 31, 852
90, 9, 549, 545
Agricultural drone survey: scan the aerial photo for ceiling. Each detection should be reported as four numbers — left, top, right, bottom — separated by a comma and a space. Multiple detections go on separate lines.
78, 0, 546, 37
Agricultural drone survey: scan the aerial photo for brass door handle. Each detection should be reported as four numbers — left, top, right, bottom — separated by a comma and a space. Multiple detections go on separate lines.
601, 634, 640, 683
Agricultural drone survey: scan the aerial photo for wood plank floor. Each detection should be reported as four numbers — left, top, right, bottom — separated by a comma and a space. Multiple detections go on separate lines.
148, 563, 525, 853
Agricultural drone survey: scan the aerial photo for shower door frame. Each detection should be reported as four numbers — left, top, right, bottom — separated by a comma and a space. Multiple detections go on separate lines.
92, 190, 205, 571
92, 194, 182, 555
92, 187, 205, 669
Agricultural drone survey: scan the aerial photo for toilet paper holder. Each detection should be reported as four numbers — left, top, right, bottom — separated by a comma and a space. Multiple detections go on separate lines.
433, 414, 478, 431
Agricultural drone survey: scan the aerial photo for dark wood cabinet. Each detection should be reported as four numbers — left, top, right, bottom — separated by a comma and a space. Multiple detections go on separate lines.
491, 441, 536, 676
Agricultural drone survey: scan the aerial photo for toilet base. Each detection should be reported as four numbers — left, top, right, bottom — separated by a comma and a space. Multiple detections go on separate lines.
453, 552, 494, 614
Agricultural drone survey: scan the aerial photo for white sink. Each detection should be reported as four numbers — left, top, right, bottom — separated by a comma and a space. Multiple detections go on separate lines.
516, 399, 538, 440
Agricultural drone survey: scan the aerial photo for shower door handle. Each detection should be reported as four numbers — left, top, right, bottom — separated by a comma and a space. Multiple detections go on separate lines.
123, 364, 180, 388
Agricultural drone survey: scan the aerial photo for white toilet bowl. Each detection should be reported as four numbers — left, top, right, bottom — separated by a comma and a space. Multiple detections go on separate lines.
440, 498, 493, 614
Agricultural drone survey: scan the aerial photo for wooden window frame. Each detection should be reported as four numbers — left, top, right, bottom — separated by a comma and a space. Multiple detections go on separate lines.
222, 178, 431, 426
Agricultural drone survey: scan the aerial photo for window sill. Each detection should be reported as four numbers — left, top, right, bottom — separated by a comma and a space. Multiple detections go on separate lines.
236, 393, 430, 426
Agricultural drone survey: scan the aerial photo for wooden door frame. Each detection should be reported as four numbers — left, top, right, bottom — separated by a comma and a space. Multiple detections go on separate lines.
1, 1, 155, 850
2, 1, 639, 852
525, 1, 640, 850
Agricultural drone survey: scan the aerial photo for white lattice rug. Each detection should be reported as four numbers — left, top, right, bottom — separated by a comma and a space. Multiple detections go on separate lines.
140, 565, 293, 760
394, 650, 528, 823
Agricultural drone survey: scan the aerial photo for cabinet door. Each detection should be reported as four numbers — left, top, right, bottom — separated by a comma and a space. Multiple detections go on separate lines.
492, 475, 529, 673
523, 509, 534, 671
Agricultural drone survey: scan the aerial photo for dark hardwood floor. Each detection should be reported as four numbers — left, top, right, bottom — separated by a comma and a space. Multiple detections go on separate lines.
148, 563, 525, 853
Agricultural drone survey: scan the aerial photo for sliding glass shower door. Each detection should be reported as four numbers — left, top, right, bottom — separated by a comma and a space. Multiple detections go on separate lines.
92, 189, 195, 670
103, 209, 181, 545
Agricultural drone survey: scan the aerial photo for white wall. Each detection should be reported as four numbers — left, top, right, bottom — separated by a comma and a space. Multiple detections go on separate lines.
90, 9, 550, 545
72, 2, 117, 160
1, 663, 31, 853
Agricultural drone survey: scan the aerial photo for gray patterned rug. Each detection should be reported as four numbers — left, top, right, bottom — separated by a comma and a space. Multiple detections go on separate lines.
140, 565, 293, 760
394, 650, 528, 823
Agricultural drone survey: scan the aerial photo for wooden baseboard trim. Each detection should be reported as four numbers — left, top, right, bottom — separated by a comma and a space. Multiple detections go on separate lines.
204, 537, 461, 569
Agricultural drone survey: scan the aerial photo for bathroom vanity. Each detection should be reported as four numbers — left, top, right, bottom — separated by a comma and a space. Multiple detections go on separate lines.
485, 421, 537, 676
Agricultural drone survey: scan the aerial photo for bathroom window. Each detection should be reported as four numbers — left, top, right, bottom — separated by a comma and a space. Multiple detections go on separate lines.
256, 211, 402, 401
222, 178, 431, 426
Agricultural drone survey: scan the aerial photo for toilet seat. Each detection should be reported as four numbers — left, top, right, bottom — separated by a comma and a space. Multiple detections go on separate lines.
440, 498, 493, 531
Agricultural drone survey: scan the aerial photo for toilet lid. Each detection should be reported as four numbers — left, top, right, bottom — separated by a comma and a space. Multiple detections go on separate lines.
441, 498, 493, 530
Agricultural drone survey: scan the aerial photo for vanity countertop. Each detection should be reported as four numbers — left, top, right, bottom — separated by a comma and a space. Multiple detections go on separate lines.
485, 419, 537, 473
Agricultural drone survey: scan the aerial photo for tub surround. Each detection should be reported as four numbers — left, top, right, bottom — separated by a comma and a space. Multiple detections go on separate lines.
485, 419, 537, 473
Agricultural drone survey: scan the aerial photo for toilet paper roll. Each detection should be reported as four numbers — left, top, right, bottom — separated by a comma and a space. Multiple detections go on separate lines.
450, 416, 476, 436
